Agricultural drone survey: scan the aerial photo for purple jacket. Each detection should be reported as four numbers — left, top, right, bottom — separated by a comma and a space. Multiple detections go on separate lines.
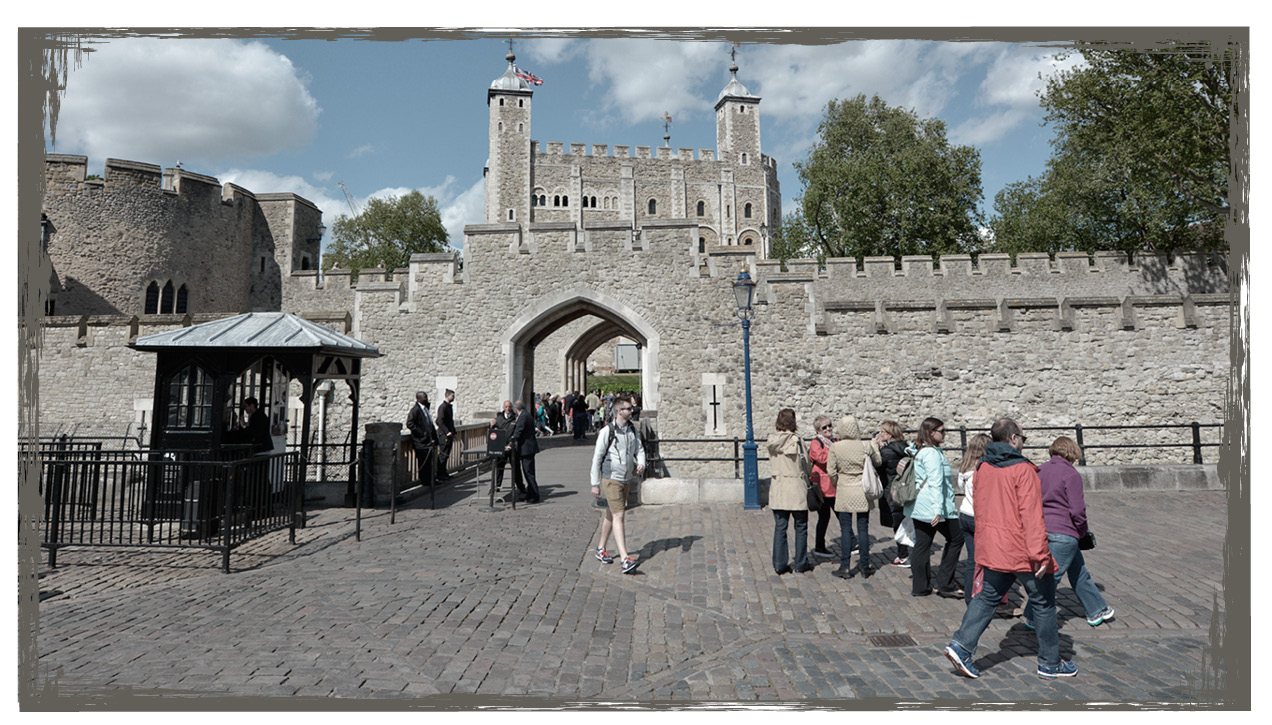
1038, 455, 1088, 539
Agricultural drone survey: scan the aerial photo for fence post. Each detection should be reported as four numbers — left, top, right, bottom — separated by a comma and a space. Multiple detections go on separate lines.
221, 463, 234, 574
958, 426, 967, 456
734, 438, 740, 479
1074, 424, 1086, 466
1191, 421, 1203, 464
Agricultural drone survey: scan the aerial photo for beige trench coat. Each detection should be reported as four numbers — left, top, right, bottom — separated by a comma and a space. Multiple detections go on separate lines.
766, 431, 809, 511
826, 417, 883, 513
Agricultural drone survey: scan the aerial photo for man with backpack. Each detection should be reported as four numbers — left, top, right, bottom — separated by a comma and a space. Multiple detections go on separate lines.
590, 394, 645, 574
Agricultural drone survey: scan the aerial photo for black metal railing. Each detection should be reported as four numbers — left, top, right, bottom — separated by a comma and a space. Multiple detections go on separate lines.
35, 446, 300, 573
647, 421, 1224, 476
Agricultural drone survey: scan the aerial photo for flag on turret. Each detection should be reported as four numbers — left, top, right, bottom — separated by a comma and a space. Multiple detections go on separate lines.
515, 67, 544, 86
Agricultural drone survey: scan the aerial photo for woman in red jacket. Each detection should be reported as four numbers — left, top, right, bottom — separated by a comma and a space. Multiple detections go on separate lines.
809, 415, 838, 560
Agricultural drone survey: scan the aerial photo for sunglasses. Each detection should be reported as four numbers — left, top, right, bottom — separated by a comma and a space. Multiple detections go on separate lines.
819, 424, 833, 430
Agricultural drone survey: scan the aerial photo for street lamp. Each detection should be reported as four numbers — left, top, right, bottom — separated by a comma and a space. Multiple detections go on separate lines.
732, 268, 761, 510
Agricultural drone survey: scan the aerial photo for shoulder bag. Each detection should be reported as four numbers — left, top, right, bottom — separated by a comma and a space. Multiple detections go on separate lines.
861, 453, 884, 500
799, 439, 823, 511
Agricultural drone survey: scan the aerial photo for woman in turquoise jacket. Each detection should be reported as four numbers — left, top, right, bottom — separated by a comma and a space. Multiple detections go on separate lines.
903, 417, 965, 597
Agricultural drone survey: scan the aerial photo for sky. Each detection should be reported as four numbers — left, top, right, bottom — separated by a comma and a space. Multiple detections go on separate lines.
40, 30, 1091, 253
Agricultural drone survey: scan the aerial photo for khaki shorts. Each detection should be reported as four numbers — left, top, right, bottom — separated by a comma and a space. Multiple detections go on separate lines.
601, 478, 630, 514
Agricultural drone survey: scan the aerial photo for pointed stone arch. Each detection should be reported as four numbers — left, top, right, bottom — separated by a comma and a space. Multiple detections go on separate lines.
501, 289, 660, 412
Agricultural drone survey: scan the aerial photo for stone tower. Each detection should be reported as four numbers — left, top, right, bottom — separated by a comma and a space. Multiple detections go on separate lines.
485, 49, 534, 226
714, 56, 762, 168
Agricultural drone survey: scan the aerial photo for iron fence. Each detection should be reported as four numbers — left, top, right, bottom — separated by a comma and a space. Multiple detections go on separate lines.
34, 445, 300, 573
648, 421, 1224, 476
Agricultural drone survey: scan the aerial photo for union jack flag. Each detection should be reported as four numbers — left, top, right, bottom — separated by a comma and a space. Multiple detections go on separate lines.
515, 67, 544, 86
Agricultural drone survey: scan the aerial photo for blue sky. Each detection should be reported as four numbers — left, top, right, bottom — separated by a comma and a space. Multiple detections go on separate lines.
35, 30, 1131, 252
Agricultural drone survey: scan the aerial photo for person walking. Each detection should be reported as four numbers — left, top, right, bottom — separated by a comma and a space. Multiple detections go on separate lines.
825, 415, 883, 579
956, 433, 992, 604
905, 417, 965, 598
590, 394, 646, 574
877, 421, 912, 568
809, 416, 838, 561
406, 391, 438, 488
944, 418, 1076, 680
435, 389, 456, 481
1023, 436, 1115, 628
766, 408, 814, 575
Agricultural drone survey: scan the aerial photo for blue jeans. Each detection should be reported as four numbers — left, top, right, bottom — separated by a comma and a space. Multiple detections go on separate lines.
1024, 533, 1108, 621
952, 567, 1060, 668
837, 510, 870, 571
959, 514, 976, 604
773, 510, 809, 572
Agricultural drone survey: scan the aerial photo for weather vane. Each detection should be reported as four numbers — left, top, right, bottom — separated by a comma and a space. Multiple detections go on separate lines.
662, 112, 673, 147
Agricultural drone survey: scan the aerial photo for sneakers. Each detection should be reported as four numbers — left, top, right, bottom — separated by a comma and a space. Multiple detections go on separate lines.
595, 547, 614, 564
1087, 607, 1115, 627
1023, 617, 1036, 631
812, 549, 835, 559
621, 556, 640, 574
1037, 660, 1078, 679
891, 557, 911, 568
944, 641, 980, 679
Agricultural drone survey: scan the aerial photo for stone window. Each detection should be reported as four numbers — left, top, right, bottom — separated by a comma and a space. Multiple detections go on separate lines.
540, 194, 547, 206
562, 195, 569, 207
699, 237, 706, 253
167, 364, 213, 430
741, 153, 748, 165
499, 98, 505, 106
160, 281, 175, 314
590, 196, 597, 208
518, 123, 524, 133
744, 203, 752, 218
175, 284, 189, 314
498, 121, 504, 132
697, 201, 705, 216
531, 195, 538, 207
144, 282, 160, 314
582, 196, 590, 209
648, 199, 657, 215
554, 195, 560, 207
519, 99, 524, 107
508, 209, 515, 221
300, 255, 311, 270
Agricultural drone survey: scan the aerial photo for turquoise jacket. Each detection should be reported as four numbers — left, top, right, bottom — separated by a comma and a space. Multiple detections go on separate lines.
903, 444, 958, 522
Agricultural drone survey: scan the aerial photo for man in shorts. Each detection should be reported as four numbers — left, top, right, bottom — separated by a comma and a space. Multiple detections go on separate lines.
590, 394, 645, 573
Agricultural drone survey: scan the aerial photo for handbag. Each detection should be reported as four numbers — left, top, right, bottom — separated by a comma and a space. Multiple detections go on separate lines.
894, 516, 916, 547
861, 456, 884, 500
1078, 531, 1096, 550
799, 439, 823, 511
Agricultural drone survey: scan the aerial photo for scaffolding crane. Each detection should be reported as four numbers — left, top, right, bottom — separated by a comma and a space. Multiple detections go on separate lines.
337, 181, 359, 217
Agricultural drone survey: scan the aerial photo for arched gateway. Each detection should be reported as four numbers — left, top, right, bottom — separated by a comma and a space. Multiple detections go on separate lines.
502, 290, 660, 411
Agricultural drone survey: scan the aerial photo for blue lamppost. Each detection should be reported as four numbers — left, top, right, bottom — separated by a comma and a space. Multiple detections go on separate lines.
733, 268, 760, 510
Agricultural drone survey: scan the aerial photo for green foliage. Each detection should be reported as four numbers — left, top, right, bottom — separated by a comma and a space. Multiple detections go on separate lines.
789, 94, 985, 261
990, 45, 1231, 254
322, 190, 449, 273
587, 374, 642, 395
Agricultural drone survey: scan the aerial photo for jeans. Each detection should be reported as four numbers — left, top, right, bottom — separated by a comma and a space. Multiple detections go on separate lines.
518, 453, 540, 501
772, 510, 809, 572
959, 514, 976, 604
1024, 533, 1109, 621
952, 567, 1061, 668
814, 497, 836, 551
911, 517, 965, 595
837, 510, 870, 571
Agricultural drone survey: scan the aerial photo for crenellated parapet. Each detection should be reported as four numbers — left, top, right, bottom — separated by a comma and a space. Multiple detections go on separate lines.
532, 141, 728, 162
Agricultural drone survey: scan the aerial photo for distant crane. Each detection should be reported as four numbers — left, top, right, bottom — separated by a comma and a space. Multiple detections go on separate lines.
338, 181, 360, 217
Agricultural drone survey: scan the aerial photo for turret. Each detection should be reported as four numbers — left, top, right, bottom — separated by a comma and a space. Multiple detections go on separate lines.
486, 49, 534, 226
714, 56, 761, 166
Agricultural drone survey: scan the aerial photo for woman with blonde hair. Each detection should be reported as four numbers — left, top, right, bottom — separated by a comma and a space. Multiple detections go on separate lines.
825, 415, 883, 579
1024, 436, 1115, 627
956, 433, 992, 604
876, 420, 912, 566
766, 408, 814, 575
809, 415, 839, 560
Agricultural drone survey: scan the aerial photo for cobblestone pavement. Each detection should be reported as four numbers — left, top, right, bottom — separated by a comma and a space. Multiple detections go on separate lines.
30, 436, 1232, 707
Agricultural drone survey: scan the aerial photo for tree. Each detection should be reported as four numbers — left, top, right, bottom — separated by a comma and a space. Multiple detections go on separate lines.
322, 190, 449, 273
990, 45, 1232, 255
786, 94, 985, 262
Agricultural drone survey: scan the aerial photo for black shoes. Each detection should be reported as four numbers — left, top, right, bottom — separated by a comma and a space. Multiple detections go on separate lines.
775, 566, 793, 575
831, 566, 856, 579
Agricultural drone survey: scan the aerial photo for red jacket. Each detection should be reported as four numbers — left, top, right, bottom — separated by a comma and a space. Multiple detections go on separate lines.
972, 459, 1056, 574
809, 435, 835, 497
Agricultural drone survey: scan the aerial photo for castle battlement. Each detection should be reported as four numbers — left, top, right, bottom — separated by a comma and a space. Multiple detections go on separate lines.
531, 141, 725, 162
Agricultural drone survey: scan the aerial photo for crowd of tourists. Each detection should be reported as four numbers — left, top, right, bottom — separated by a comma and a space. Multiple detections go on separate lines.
531, 389, 642, 440
766, 410, 1115, 680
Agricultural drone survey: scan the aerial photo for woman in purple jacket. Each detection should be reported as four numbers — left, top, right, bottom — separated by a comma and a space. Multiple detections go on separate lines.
1025, 436, 1115, 628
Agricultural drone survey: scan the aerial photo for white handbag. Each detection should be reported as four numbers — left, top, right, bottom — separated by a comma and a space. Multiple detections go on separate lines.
894, 516, 916, 547
861, 458, 883, 500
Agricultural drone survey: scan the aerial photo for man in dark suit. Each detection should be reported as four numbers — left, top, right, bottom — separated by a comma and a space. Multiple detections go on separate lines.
489, 399, 523, 498
507, 399, 541, 503
406, 391, 438, 488
436, 389, 456, 481
237, 397, 274, 454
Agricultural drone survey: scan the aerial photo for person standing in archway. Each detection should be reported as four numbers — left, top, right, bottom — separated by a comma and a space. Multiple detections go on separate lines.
591, 394, 646, 574
570, 390, 589, 441
507, 400, 542, 503
586, 388, 602, 432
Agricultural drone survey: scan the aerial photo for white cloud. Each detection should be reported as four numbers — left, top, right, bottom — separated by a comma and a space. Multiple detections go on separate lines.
524, 37, 582, 65
950, 108, 1032, 147
948, 46, 1086, 147
439, 178, 487, 249
346, 144, 375, 159
50, 38, 320, 167
557, 39, 724, 125
312, 170, 334, 181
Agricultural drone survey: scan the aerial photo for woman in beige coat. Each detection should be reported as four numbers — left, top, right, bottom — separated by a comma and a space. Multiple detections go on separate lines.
826, 415, 884, 579
766, 408, 813, 575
